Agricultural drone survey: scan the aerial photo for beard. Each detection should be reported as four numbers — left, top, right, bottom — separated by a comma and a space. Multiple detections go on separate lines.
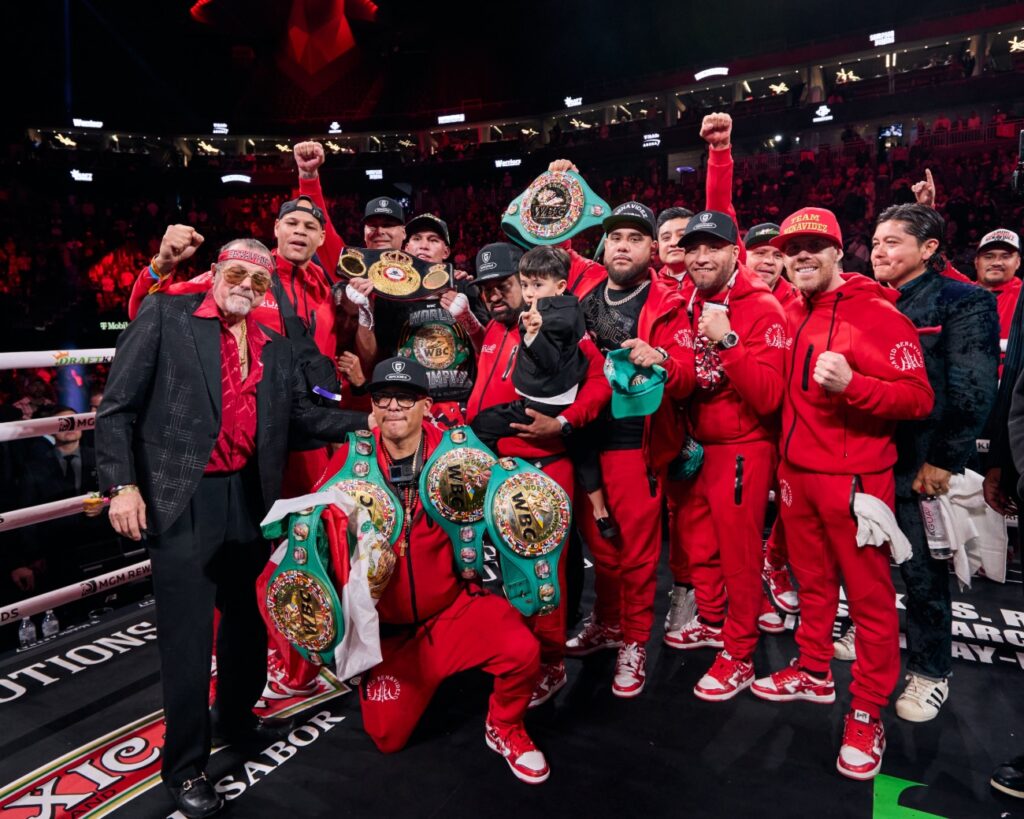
607, 258, 648, 287
691, 264, 733, 293
224, 292, 254, 316
495, 305, 523, 328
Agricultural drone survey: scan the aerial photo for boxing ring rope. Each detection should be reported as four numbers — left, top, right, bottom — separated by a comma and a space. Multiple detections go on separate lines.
0, 347, 150, 631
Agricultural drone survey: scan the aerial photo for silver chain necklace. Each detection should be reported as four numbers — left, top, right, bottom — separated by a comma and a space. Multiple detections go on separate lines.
603, 279, 650, 307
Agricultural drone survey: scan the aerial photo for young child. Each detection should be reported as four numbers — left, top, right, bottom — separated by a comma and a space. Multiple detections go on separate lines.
470, 246, 617, 538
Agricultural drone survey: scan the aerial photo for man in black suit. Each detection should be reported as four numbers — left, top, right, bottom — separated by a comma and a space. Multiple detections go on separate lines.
96, 237, 367, 819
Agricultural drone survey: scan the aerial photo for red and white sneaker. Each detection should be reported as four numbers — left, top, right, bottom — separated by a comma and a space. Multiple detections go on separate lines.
528, 662, 568, 709
837, 710, 886, 781
663, 615, 724, 650
758, 595, 786, 635
263, 647, 319, 698
751, 659, 836, 704
763, 561, 800, 614
565, 618, 623, 657
611, 641, 647, 698
485, 719, 550, 784
693, 651, 754, 702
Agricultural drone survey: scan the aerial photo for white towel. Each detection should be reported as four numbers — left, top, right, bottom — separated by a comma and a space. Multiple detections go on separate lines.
853, 493, 913, 564
938, 470, 1008, 588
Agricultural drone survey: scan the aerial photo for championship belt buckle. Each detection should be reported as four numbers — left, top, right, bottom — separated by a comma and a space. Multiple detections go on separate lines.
337, 247, 452, 301
500, 170, 611, 248
484, 457, 571, 617
419, 426, 496, 579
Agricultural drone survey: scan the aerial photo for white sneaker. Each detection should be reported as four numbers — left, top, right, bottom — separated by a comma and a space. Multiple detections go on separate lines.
664, 586, 697, 633
612, 641, 647, 698
664, 615, 724, 650
895, 673, 949, 722
833, 624, 857, 661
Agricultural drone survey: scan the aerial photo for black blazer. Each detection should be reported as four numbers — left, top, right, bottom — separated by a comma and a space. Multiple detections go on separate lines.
96, 292, 366, 535
513, 294, 588, 399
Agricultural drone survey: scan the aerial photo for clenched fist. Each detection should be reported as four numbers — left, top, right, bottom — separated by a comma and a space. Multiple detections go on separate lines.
697, 308, 731, 344
547, 159, 578, 173
813, 351, 853, 393
156, 225, 204, 271
700, 112, 732, 150
294, 141, 326, 179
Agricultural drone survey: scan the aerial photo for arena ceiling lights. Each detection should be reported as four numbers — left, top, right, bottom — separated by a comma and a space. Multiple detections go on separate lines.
693, 67, 729, 82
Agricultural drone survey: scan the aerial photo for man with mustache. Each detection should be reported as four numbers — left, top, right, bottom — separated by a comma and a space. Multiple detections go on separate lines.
96, 237, 368, 818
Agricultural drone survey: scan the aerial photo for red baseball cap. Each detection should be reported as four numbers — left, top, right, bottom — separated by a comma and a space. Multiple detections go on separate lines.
771, 207, 843, 251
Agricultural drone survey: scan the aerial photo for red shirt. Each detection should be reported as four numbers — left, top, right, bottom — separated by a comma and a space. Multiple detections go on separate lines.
193, 292, 268, 473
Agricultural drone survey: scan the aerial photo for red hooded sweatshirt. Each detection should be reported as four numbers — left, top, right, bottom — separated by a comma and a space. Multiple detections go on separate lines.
781, 273, 934, 474
989, 276, 1022, 341
772, 276, 800, 312
679, 263, 787, 445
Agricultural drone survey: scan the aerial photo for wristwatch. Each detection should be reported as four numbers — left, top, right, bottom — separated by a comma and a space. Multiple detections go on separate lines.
718, 331, 740, 350
557, 415, 574, 437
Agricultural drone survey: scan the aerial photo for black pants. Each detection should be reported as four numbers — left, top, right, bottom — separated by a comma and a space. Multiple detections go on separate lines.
471, 399, 602, 493
896, 495, 952, 679
147, 470, 269, 785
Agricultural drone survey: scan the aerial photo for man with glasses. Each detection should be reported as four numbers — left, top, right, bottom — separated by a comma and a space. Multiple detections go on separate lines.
96, 238, 369, 819
316, 356, 550, 784
465, 242, 610, 708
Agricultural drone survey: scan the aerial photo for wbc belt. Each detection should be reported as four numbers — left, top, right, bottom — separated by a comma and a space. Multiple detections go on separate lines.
262, 430, 401, 667
501, 170, 611, 248
419, 426, 496, 580
484, 456, 572, 617
337, 247, 453, 301
398, 305, 475, 402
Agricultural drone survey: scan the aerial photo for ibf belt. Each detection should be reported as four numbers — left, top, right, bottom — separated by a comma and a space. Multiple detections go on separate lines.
337, 247, 452, 301
398, 305, 474, 401
419, 426, 497, 580
261, 430, 401, 667
501, 170, 610, 248
484, 457, 571, 617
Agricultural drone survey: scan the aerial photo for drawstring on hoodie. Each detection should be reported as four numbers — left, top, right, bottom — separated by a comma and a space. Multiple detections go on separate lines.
824, 292, 842, 352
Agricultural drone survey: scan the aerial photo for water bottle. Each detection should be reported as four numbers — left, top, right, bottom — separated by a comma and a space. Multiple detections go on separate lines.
18, 617, 37, 648
41, 609, 60, 639
919, 496, 952, 560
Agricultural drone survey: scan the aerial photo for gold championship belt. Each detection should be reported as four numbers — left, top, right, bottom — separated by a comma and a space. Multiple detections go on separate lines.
397, 305, 475, 402
501, 170, 611, 248
484, 457, 572, 616
337, 247, 453, 301
419, 427, 497, 579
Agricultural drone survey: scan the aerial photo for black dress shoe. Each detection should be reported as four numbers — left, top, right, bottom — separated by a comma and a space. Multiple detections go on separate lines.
168, 773, 223, 818
212, 715, 297, 747
992, 755, 1024, 798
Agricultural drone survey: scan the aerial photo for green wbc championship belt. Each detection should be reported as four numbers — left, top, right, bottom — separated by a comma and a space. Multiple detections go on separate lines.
262, 430, 402, 667
337, 247, 453, 301
484, 457, 572, 617
419, 426, 497, 579
501, 170, 611, 248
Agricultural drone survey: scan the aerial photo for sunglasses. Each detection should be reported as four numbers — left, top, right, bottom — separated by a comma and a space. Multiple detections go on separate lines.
222, 265, 272, 294
371, 393, 420, 409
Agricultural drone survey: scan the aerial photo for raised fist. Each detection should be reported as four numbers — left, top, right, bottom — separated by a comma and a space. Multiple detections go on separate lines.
547, 159, 578, 173
294, 141, 326, 178
700, 112, 733, 150
156, 225, 204, 271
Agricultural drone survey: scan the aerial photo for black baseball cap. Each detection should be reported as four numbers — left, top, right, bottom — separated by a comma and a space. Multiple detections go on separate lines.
363, 197, 405, 225
744, 223, 781, 249
405, 213, 450, 245
678, 210, 739, 248
278, 195, 325, 227
602, 201, 656, 238
474, 242, 524, 284
366, 357, 430, 396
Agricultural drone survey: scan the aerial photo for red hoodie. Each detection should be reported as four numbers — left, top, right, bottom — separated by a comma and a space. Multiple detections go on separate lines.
990, 276, 1022, 341
315, 424, 462, 626
772, 277, 800, 312
465, 323, 610, 459
679, 264, 787, 445
571, 259, 696, 472
781, 273, 934, 474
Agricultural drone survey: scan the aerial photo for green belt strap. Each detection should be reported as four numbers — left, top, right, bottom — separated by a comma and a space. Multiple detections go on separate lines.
419, 426, 496, 579
501, 170, 611, 249
484, 456, 572, 617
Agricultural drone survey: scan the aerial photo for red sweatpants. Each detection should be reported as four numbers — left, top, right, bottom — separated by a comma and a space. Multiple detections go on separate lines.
360, 589, 540, 753
578, 449, 663, 644
665, 478, 692, 585
764, 502, 789, 569
778, 463, 899, 718
526, 457, 574, 664
678, 441, 776, 660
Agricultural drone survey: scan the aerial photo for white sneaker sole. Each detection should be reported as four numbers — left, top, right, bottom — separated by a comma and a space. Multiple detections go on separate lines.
836, 753, 883, 781
564, 639, 623, 657
663, 634, 724, 650
758, 619, 786, 635
751, 684, 836, 704
528, 674, 568, 709
611, 679, 646, 698
485, 734, 551, 784
990, 778, 1024, 799
894, 704, 940, 723
693, 676, 753, 702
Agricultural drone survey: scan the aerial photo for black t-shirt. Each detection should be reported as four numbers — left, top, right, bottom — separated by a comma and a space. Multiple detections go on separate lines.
580, 281, 651, 450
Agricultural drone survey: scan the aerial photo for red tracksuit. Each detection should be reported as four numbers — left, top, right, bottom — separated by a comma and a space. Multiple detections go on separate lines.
673, 265, 786, 660
780, 273, 934, 718
570, 261, 696, 643
991, 276, 1022, 344
465, 321, 610, 663
261, 424, 540, 753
